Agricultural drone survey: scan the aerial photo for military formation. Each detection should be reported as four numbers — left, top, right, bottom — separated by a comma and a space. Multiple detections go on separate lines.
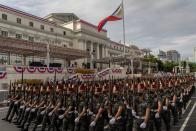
1, 74, 195, 131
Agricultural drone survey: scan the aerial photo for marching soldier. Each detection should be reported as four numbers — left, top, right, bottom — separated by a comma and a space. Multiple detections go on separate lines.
148, 82, 162, 131
1, 74, 196, 131
2, 84, 22, 122
132, 83, 151, 131
109, 85, 126, 131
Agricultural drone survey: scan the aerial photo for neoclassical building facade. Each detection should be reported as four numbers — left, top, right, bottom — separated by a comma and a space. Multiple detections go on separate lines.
0, 4, 143, 69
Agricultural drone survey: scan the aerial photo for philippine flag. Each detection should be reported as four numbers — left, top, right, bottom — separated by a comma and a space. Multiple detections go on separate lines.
98, 3, 123, 32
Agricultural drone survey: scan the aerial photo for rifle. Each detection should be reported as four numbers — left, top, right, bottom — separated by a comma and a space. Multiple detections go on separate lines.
109, 75, 113, 115
76, 81, 79, 110
23, 83, 26, 101
91, 79, 95, 111
63, 82, 67, 108
86, 80, 90, 109
8, 80, 12, 99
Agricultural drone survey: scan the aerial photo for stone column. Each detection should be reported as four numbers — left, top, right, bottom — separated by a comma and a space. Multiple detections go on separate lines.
82, 40, 86, 67
96, 43, 100, 59
46, 44, 50, 67
102, 45, 105, 58
7, 52, 11, 65
90, 42, 94, 69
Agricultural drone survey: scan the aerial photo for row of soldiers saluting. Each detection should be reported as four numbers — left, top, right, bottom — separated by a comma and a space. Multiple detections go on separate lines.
1, 75, 195, 131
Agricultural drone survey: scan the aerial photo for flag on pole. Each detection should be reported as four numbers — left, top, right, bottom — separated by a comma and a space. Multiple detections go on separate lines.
97, 3, 123, 32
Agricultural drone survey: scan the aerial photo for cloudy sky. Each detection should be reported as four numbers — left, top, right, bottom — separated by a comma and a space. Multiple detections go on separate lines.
1, 0, 196, 61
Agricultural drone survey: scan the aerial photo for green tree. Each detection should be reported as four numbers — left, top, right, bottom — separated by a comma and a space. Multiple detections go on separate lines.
163, 61, 178, 72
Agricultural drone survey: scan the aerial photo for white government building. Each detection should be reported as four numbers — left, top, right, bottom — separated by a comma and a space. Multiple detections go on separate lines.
0, 4, 144, 70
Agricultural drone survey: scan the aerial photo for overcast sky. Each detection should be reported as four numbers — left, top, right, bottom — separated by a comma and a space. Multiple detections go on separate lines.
1, 0, 196, 61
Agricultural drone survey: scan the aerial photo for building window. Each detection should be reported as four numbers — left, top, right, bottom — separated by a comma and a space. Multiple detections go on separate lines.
1, 31, 8, 37
16, 34, 22, 39
40, 25, 44, 30
29, 36, 34, 42
29, 22, 34, 27
16, 18, 21, 24
2, 14, 7, 20
63, 31, 66, 36
50, 28, 54, 32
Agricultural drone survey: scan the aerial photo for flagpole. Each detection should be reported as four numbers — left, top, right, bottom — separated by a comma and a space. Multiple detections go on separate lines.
122, 0, 126, 56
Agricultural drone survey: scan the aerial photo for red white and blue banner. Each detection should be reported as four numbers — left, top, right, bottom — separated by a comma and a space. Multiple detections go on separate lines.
47, 67, 55, 73
98, 3, 123, 32
27, 66, 36, 73
55, 67, 64, 73
37, 67, 46, 73
0, 71, 7, 79
98, 68, 111, 77
14, 66, 25, 73
13, 66, 65, 74
112, 68, 122, 73
81, 74, 96, 80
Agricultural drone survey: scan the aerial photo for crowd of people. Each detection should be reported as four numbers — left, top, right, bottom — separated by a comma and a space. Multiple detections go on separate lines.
1, 75, 195, 131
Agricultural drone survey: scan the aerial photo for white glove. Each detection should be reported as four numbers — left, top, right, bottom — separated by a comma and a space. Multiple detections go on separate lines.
88, 111, 94, 116
41, 110, 45, 115
75, 117, 80, 123
140, 122, 147, 129
31, 108, 36, 112
171, 103, 175, 107
180, 99, 183, 102
26, 108, 30, 112
126, 105, 131, 109
14, 101, 19, 105
90, 121, 96, 127
48, 112, 53, 116
163, 106, 167, 111
20, 105, 25, 109
155, 113, 160, 118
132, 110, 136, 116
109, 117, 116, 125
59, 115, 64, 119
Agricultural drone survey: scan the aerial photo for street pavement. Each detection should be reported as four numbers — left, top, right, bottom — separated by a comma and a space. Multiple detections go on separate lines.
0, 90, 196, 131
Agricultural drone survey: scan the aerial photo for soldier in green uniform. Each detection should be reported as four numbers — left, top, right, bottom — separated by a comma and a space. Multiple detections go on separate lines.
89, 84, 106, 131
148, 82, 162, 131
109, 85, 126, 131
40, 85, 56, 131
132, 84, 151, 131
19, 85, 40, 129
161, 87, 171, 131
32, 85, 49, 131
2, 84, 22, 122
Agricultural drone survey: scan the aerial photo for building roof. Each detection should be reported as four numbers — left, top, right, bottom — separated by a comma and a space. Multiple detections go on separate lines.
44, 13, 79, 22
0, 4, 57, 26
